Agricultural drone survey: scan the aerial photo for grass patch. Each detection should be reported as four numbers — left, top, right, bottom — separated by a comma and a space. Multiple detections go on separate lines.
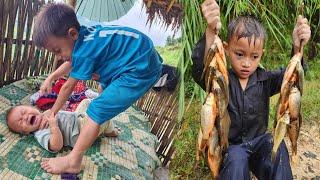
156, 44, 181, 67
170, 99, 212, 180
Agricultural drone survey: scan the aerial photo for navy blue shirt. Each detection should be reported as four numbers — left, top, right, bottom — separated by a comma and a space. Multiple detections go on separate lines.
192, 35, 306, 145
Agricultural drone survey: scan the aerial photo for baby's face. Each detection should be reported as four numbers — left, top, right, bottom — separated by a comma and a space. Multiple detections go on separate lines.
8, 105, 43, 134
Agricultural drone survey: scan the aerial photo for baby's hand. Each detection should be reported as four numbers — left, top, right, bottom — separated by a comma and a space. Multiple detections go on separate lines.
40, 78, 53, 96
292, 15, 311, 53
47, 114, 58, 129
40, 110, 53, 129
201, 0, 221, 33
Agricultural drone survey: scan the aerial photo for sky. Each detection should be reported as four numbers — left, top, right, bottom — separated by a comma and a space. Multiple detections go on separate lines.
56, 0, 180, 46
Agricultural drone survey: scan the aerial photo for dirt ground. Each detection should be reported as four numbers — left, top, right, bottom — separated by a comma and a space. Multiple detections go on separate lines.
288, 121, 320, 179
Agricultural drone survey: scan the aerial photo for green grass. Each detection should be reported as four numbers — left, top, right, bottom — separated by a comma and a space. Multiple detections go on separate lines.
170, 99, 212, 180
156, 44, 181, 67
171, 58, 320, 178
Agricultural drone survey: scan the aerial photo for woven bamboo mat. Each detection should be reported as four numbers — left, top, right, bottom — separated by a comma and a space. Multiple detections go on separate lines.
0, 79, 161, 179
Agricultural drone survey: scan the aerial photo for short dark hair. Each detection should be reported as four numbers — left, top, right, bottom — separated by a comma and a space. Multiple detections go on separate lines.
6, 106, 19, 134
227, 15, 267, 45
33, 3, 80, 48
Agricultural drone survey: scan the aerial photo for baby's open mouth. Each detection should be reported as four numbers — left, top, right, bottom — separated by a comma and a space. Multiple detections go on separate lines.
30, 115, 36, 125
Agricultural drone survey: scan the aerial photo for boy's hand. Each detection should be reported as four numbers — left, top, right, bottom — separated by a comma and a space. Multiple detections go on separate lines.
40, 78, 53, 96
292, 15, 311, 53
201, 0, 221, 33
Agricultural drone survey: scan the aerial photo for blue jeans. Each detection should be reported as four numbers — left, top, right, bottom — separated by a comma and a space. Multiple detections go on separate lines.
219, 133, 293, 180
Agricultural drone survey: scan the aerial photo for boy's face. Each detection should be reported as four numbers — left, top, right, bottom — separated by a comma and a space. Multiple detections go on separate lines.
44, 28, 78, 61
7, 105, 43, 134
224, 36, 264, 80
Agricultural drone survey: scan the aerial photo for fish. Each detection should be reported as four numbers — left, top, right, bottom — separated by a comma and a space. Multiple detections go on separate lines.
281, 53, 302, 92
272, 111, 290, 161
217, 112, 231, 153
196, 34, 230, 179
295, 61, 304, 94
201, 93, 217, 140
207, 128, 222, 180
288, 86, 301, 120
288, 87, 302, 165
273, 52, 304, 163
215, 70, 229, 103
196, 128, 207, 165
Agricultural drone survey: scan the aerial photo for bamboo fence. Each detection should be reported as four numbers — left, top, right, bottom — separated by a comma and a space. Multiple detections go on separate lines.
135, 87, 178, 166
0, 0, 54, 87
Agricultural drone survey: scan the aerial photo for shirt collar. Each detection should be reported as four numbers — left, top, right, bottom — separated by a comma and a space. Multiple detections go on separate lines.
229, 67, 268, 89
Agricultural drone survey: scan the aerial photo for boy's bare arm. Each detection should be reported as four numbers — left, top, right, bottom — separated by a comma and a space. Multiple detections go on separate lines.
40, 61, 72, 95
51, 77, 78, 115
201, 0, 221, 60
48, 115, 63, 152
50, 61, 72, 80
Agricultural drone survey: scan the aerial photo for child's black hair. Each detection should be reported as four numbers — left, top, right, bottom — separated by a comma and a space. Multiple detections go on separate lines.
33, 3, 80, 48
227, 14, 267, 45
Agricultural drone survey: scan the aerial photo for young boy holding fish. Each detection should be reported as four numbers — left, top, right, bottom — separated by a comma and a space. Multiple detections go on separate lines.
192, 0, 311, 179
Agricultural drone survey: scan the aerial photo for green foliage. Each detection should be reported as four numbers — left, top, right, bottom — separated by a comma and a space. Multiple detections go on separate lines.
215, 0, 320, 50
183, 78, 195, 97
166, 36, 182, 46
177, 0, 207, 122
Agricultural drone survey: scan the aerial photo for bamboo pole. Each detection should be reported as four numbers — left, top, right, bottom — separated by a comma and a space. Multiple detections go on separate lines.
0, 0, 9, 86
24, 0, 39, 78
0, 0, 4, 86
19, 0, 33, 79
12, 0, 27, 82
4, 0, 19, 84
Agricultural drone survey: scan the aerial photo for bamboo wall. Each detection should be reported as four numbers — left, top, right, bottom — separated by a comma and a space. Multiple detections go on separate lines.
0, 0, 54, 87
135, 88, 178, 166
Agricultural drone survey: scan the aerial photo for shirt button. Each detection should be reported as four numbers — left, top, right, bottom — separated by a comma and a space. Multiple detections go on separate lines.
244, 111, 247, 114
